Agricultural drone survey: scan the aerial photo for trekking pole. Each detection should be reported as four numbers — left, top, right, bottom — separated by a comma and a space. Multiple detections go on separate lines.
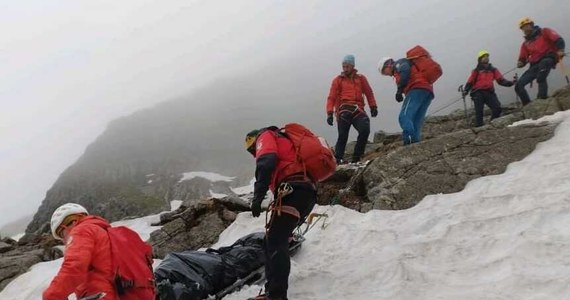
458, 85, 470, 127
559, 57, 570, 85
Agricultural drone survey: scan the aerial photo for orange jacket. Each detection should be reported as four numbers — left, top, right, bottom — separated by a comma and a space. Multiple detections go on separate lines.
43, 216, 119, 300
326, 70, 377, 115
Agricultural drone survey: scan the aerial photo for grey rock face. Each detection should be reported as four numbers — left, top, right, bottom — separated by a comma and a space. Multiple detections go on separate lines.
149, 197, 249, 258
364, 123, 555, 210
318, 86, 570, 213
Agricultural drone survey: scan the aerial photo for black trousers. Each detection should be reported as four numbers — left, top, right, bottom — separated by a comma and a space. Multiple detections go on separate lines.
264, 182, 316, 300
470, 90, 502, 127
334, 108, 370, 163
515, 56, 556, 105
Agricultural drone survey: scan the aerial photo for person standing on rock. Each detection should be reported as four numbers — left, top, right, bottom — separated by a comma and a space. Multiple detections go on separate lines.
515, 17, 565, 105
43, 203, 155, 300
378, 54, 435, 145
244, 128, 318, 300
462, 50, 515, 127
326, 54, 378, 164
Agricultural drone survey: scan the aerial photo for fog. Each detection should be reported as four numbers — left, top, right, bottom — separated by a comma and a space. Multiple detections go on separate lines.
0, 0, 568, 228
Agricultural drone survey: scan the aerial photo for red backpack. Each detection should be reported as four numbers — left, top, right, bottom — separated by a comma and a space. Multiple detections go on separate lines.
107, 226, 156, 300
406, 45, 443, 84
279, 123, 337, 182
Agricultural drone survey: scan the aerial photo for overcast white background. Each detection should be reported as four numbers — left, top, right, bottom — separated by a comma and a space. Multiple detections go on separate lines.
0, 0, 568, 228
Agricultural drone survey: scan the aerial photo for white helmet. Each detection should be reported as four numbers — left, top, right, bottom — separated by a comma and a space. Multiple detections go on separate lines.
377, 57, 394, 73
50, 203, 88, 240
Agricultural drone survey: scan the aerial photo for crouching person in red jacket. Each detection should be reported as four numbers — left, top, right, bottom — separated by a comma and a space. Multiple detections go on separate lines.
245, 128, 318, 300
43, 203, 155, 300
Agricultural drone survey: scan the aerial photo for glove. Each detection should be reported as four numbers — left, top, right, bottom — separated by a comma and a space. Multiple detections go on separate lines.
370, 106, 378, 117
505, 80, 514, 87
517, 61, 526, 68
462, 90, 469, 97
250, 199, 262, 218
558, 50, 566, 59
395, 93, 404, 103
326, 113, 334, 126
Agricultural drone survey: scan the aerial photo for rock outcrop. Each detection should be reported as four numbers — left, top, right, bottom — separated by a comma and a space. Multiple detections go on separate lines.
149, 196, 250, 258
0, 235, 62, 290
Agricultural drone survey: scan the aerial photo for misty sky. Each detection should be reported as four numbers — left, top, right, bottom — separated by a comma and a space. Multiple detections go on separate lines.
0, 0, 568, 228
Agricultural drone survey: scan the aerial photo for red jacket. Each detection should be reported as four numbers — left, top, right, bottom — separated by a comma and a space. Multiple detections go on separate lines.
254, 130, 298, 194
393, 58, 433, 95
326, 70, 377, 115
43, 216, 119, 300
465, 64, 512, 92
519, 27, 563, 65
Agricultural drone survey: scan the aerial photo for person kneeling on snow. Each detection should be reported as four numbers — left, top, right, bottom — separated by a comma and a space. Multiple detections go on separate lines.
43, 203, 155, 300
245, 128, 318, 300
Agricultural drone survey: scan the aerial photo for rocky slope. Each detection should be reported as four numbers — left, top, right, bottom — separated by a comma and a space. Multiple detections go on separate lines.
149, 86, 570, 257
5, 86, 568, 292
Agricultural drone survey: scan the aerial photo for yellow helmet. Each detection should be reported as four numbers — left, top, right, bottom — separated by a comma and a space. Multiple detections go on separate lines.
518, 17, 534, 29
477, 50, 490, 60
245, 129, 261, 155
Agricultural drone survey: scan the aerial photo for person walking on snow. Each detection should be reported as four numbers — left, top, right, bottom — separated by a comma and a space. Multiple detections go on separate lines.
515, 17, 565, 105
326, 54, 378, 164
43, 203, 155, 300
463, 50, 515, 127
379, 56, 434, 145
245, 128, 318, 300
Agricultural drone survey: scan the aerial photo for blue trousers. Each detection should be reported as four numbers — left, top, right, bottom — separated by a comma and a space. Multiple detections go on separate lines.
399, 89, 433, 145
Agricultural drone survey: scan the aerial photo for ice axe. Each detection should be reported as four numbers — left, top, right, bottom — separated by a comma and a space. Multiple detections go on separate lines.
458, 84, 470, 127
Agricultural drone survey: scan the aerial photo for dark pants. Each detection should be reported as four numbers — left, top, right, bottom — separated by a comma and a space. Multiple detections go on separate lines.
265, 183, 316, 300
471, 90, 502, 127
399, 89, 433, 145
515, 57, 556, 105
334, 108, 370, 163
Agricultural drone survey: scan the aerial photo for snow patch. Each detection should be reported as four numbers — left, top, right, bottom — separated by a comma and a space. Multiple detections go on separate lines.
511, 109, 570, 127
5, 112, 570, 300
210, 190, 228, 198
170, 200, 183, 211
179, 171, 234, 183
231, 178, 255, 195
10, 233, 24, 241
111, 214, 161, 242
